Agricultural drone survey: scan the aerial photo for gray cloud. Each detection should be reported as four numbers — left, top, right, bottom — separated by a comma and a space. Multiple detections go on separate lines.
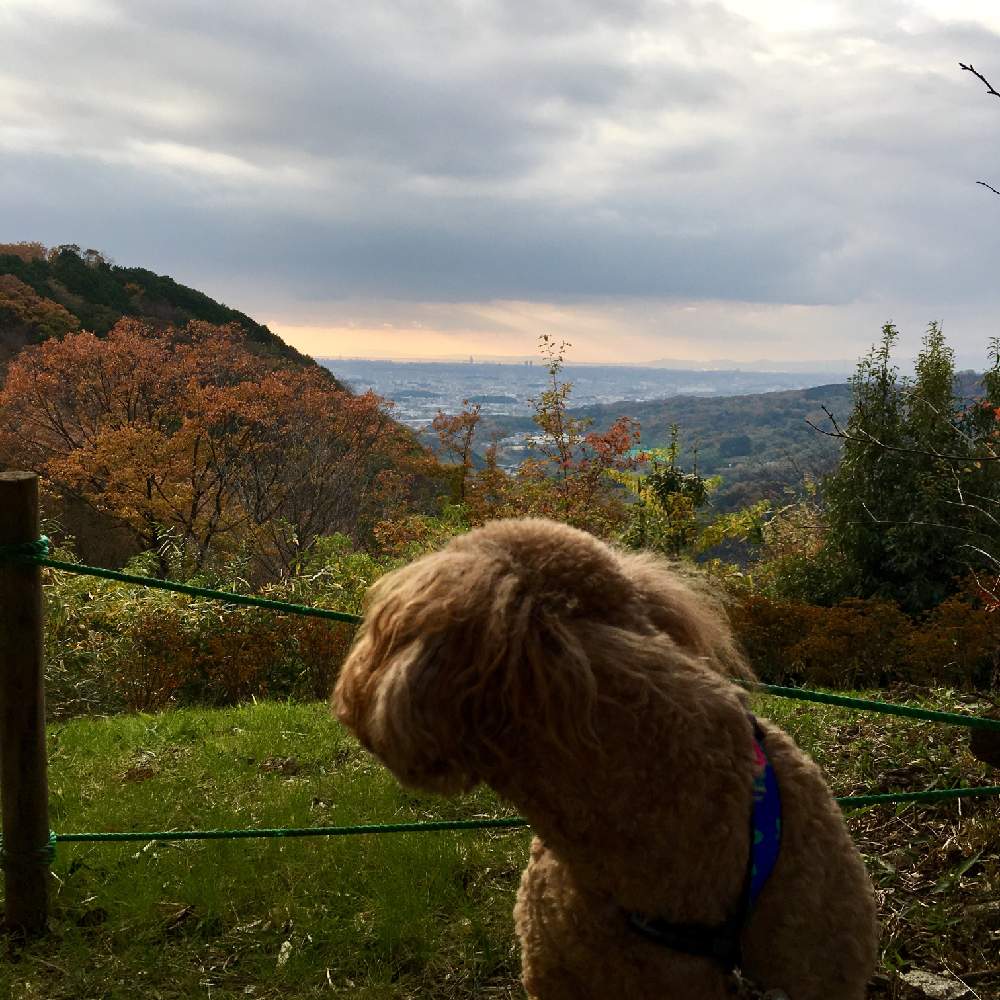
3, 0, 1000, 357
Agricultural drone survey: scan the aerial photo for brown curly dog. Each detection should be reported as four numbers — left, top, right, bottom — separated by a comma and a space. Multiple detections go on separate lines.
333, 518, 877, 999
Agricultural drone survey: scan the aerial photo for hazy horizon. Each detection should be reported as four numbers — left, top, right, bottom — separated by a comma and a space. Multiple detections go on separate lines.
311, 351, 858, 372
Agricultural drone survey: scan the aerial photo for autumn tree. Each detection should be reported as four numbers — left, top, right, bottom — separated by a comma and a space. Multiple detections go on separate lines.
742, 479, 847, 604
610, 424, 769, 573
0, 242, 47, 262
384, 336, 642, 550
454, 337, 641, 538
0, 319, 417, 576
0, 275, 80, 364
241, 372, 420, 576
431, 399, 481, 502
511, 334, 641, 536
613, 427, 709, 557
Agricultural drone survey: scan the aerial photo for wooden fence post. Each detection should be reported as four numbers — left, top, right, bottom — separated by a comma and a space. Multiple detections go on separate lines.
0, 471, 50, 934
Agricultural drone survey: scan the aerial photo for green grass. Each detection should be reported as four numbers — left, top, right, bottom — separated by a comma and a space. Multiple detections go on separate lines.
6, 704, 527, 999
2, 693, 999, 999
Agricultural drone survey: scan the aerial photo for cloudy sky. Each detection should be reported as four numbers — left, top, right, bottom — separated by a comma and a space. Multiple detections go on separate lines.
3, 1, 1000, 366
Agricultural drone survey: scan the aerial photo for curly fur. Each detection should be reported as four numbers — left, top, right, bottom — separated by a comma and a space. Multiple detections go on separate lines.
333, 518, 878, 999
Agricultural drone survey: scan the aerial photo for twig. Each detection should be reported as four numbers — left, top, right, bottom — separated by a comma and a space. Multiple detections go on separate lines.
960, 62, 1000, 99
953, 488, 1000, 509
908, 391, 990, 453
940, 497, 1000, 530
806, 406, 1000, 462
959, 543, 1000, 569
960, 64, 1000, 196
942, 962, 982, 1000
857, 501, 994, 539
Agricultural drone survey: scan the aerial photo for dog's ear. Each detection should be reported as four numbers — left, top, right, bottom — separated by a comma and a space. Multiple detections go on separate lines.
333, 546, 515, 794
333, 519, 634, 793
619, 551, 755, 684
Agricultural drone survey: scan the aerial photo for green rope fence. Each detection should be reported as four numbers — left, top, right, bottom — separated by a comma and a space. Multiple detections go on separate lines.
39, 785, 1000, 846
1, 537, 363, 625
5, 785, 1000, 865
744, 682, 1000, 733
0, 786, 993, 862
6, 537, 998, 731
2, 534, 999, 855
55, 818, 531, 843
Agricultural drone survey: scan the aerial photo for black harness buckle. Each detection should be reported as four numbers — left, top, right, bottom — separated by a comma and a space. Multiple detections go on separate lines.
626, 911, 742, 972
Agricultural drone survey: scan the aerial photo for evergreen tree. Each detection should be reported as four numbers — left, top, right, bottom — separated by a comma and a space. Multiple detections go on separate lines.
823, 323, 911, 604
823, 323, 999, 612
891, 323, 965, 609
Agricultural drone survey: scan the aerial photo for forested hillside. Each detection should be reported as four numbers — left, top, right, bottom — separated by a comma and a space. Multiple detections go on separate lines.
0, 242, 432, 570
477, 371, 986, 511
0, 241, 313, 369
3, 242, 997, 662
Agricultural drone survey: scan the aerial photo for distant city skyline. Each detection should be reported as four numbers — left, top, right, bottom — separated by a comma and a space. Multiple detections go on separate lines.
5, 2, 1000, 367
313, 351, 859, 373
320, 356, 848, 430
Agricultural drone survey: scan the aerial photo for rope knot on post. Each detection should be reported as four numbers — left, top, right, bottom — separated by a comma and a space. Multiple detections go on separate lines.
0, 536, 50, 564
0, 831, 57, 867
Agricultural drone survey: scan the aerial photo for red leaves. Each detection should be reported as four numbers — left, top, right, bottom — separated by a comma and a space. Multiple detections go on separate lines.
0, 319, 412, 573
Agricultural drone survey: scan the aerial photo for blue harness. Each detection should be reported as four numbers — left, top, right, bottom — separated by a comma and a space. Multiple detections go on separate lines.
626, 715, 782, 973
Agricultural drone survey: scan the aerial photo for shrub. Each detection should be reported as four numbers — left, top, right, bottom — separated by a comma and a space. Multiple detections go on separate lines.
41, 534, 385, 717
729, 580, 1000, 691
905, 578, 1000, 689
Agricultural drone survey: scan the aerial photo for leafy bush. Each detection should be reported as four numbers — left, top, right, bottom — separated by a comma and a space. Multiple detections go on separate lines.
42, 534, 391, 717
904, 578, 1000, 689
730, 579, 1000, 690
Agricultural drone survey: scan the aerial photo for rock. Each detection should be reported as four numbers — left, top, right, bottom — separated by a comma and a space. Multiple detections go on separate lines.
259, 755, 301, 775
899, 968, 975, 999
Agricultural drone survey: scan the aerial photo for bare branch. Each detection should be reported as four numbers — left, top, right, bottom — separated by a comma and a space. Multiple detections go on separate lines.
806, 405, 1000, 462
909, 391, 986, 450
964, 560, 1000, 607
960, 543, 1000, 569
960, 62, 1000, 98
951, 487, 1000, 509
959, 65, 1000, 196
939, 497, 1000, 530
858, 500, 994, 539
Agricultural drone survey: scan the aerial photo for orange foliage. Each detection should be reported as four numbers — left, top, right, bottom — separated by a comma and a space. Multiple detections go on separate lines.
108, 606, 357, 712
0, 274, 80, 340
110, 609, 191, 712
904, 578, 1000, 686
431, 400, 481, 503
459, 416, 640, 539
730, 577, 1000, 690
0, 241, 47, 262
290, 618, 357, 700
0, 319, 417, 573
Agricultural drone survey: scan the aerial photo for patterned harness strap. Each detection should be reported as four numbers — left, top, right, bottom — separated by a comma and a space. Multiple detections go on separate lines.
747, 716, 782, 907
625, 714, 783, 974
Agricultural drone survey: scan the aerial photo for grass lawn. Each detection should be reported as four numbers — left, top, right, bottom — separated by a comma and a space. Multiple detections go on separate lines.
2, 691, 998, 1000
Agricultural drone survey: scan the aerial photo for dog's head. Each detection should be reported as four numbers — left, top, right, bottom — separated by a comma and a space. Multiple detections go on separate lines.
332, 518, 751, 795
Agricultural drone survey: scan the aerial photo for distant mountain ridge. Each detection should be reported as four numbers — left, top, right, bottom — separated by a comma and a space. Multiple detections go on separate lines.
477, 370, 987, 511
0, 242, 314, 369
646, 357, 856, 374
